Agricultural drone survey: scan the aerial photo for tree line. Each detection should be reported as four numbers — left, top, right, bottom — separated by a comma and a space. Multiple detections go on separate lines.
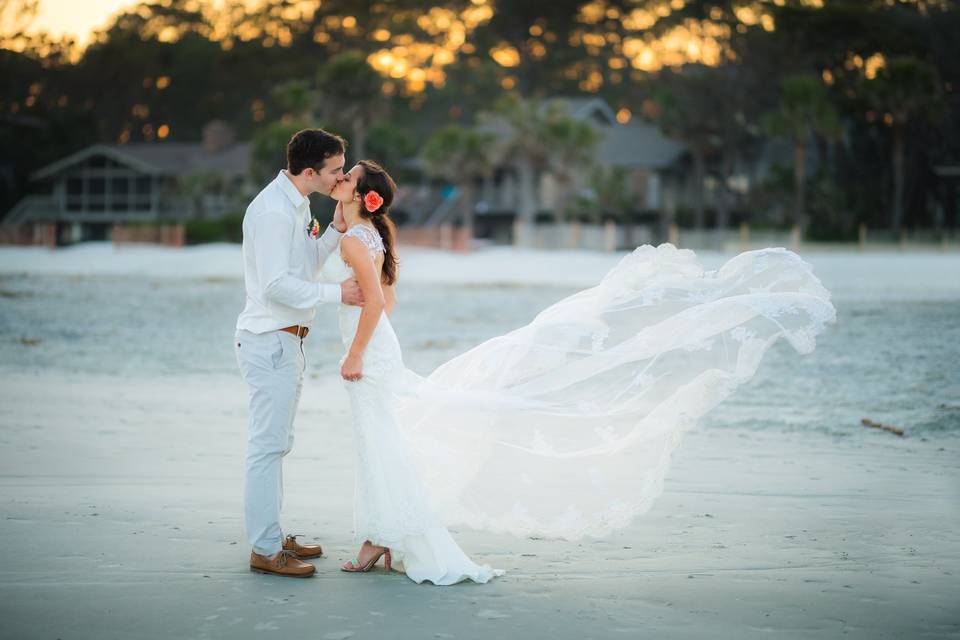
1, 0, 957, 239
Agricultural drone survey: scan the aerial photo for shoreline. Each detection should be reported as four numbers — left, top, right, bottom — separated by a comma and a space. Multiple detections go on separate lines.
2, 242, 960, 301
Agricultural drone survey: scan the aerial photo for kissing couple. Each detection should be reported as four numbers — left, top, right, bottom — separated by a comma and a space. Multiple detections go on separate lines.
234, 128, 835, 586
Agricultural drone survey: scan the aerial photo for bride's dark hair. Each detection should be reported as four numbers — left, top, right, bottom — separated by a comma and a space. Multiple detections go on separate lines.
356, 160, 399, 286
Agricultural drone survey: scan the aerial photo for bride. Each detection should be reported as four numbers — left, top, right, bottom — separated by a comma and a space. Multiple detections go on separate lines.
326, 160, 503, 585
324, 160, 836, 586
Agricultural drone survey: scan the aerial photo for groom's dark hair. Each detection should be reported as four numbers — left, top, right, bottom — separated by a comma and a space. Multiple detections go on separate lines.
287, 128, 347, 175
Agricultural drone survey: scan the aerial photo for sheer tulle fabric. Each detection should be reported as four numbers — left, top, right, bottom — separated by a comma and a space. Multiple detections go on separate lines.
388, 244, 836, 541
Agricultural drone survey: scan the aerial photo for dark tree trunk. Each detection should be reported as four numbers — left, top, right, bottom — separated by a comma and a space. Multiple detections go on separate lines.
460, 182, 475, 238
715, 153, 734, 248
793, 137, 807, 233
352, 118, 367, 162
517, 159, 537, 227
891, 123, 905, 234
692, 147, 705, 230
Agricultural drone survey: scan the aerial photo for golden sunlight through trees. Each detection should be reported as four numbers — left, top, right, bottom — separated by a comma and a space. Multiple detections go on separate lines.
365, 2, 492, 94
10, 0, 909, 98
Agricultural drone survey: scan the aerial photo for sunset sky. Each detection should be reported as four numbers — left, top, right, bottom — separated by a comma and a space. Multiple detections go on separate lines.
28, 0, 138, 45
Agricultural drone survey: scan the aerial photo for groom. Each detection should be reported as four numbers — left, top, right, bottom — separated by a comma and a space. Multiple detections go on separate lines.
235, 128, 363, 577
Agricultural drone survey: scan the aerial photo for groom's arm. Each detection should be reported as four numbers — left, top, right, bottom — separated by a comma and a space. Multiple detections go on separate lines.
253, 211, 341, 308
313, 222, 343, 272
312, 200, 346, 270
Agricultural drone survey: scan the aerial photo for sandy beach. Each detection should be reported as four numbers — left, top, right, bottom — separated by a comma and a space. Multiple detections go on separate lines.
1, 244, 958, 639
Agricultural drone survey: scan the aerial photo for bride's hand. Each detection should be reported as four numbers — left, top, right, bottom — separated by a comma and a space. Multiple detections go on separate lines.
341, 353, 363, 382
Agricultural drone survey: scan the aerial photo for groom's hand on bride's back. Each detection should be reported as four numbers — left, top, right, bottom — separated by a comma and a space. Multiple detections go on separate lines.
341, 278, 364, 306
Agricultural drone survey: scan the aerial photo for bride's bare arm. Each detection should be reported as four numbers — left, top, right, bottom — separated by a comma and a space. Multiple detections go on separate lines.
340, 236, 385, 381
383, 281, 396, 316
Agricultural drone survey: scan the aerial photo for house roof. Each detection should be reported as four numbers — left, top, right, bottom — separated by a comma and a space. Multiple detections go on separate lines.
935, 165, 960, 177
541, 96, 618, 126
30, 142, 252, 181
477, 96, 618, 137
598, 122, 686, 170
476, 96, 686, 171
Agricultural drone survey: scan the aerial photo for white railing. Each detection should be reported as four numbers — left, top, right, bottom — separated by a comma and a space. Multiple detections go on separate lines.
515, 221, 652, 252
3, 195, 57, 225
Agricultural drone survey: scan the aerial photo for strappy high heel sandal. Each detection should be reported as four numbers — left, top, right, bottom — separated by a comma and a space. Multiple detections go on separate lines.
341, 544, 392, 573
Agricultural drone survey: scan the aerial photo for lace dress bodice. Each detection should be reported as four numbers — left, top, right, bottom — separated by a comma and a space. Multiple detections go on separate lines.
327, 224, 402, 378
329, 224, 384, 278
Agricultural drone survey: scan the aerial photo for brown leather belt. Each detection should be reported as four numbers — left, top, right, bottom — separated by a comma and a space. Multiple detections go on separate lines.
280, 325, 310, 339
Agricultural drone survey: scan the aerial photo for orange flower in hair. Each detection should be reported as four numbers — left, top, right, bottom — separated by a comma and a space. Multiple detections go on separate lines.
363, 190, 384, 213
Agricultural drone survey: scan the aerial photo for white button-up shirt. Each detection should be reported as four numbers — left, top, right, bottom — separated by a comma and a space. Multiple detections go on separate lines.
236, 170, 343, 334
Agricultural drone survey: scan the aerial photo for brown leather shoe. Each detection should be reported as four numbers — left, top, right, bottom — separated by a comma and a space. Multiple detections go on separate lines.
283, 534, 323, 559
249, 549, 315, 578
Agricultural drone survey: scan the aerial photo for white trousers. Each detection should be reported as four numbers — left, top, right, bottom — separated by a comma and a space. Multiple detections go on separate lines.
235, 329, 305, 556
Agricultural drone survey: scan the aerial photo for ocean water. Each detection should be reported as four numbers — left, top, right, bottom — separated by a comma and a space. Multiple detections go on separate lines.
1, 269, 958, 440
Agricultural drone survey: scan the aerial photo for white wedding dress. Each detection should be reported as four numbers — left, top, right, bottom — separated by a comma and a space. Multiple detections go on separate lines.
328, 224, 503, 585
327, 225, 836, 584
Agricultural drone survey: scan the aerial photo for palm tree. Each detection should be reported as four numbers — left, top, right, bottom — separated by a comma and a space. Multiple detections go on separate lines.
421, 125, 498, 238
763, 74, 841, 236
487, 95, 551, 240
316, 51, 385, 160
252, 120, 309, 184
656, 67, 727, 231
542, 114, 600, 222
271, 79, 316, 124
487, 96, 601, 242
861, 56, 944, 234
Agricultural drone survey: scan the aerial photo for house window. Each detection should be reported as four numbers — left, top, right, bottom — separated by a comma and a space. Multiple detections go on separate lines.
110, 177, 129, 194
66, 176, 83, 211
110, 176, 130, 212
134, 176, 152, 211
88, 177, 105, 211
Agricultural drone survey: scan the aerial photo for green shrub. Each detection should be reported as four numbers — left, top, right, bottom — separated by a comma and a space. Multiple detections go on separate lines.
185, 213, 244, 244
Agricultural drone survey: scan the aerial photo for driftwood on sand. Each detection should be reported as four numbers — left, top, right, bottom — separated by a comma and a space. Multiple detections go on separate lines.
861, 418, 905, 437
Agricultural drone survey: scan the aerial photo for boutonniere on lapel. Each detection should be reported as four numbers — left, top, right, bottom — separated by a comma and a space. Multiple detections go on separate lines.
307, 217, 321, 239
